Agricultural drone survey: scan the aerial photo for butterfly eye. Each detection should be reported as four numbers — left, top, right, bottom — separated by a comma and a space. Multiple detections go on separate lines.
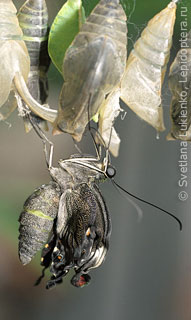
106, 165, 116, 179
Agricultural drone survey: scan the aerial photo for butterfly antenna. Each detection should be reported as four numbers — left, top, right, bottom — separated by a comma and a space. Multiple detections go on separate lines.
113, 180, 182, 231
111, 180, 143, 222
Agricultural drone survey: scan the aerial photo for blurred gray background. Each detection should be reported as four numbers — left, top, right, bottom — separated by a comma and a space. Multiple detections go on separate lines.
0, 0, 190, 319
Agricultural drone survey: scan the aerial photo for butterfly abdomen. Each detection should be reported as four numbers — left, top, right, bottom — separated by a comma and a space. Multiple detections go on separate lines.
18, 182, 61, 265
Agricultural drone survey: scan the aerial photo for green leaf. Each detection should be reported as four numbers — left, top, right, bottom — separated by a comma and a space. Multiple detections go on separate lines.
48, 0, 85, 74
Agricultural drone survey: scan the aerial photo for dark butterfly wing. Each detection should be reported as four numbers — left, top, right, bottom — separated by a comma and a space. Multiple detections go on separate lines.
42, 182, 111, 288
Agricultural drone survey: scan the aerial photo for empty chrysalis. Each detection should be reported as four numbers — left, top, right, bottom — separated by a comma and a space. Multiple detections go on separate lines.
17, 0, 51, 133
0, 0, 55, 125
120, 1, 178, 132
53, 0, 127, 142
0, 0, 30, 121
